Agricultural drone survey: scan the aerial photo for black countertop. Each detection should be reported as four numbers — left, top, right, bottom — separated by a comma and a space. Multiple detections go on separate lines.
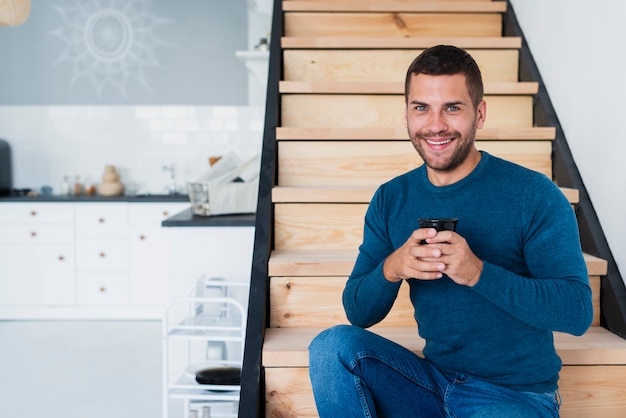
161, 209, 256, 227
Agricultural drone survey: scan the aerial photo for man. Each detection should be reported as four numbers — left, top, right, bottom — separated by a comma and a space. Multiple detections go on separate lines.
308, 45, 593, 417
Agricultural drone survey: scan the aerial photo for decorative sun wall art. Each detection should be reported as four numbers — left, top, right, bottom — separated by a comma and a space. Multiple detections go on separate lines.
48, 0, 170, 98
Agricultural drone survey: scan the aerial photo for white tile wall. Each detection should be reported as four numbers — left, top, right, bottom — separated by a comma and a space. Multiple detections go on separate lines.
0, 105, 265, 195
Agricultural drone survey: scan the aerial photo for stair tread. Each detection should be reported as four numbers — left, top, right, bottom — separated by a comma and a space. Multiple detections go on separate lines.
280, 81, 538, 95
281, 36, 522, 49
283, 0, 507, 13
269, 250, 607, 276
276, 127, 556, 140
273, 185, 579, 204
263, 326, 626, 368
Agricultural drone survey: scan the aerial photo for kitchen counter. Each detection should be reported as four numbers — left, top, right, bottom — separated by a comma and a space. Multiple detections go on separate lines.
0, 194, 190, 202
162, 208, 256, 227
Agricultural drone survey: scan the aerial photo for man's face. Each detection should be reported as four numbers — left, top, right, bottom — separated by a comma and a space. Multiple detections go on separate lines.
405, 73, 486, 180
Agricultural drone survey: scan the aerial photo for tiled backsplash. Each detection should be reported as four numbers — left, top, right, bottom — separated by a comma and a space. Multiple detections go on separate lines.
0, 105, 264, 195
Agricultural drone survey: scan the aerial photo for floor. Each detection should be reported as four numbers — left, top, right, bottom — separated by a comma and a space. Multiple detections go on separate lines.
0, 320, 164, 418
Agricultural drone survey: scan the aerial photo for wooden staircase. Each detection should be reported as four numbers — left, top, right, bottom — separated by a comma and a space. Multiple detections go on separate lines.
240, 1, 626, 416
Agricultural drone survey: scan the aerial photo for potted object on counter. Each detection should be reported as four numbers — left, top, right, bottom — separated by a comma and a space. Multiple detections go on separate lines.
98, 165, 124, 196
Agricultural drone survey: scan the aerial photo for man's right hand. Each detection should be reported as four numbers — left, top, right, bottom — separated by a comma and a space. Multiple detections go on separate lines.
382, 228, 446, 282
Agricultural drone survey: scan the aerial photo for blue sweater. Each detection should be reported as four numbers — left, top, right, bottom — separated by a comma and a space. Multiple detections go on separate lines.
343, 152, 593, 393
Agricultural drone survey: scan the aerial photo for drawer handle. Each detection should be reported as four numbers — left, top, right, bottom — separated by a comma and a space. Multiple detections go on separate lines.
139, 235, 146, 241
99, 252, 106, 258
30, 211, 37, 217
99, 287, 106, 293
58, 255, 65, 261
30, 231, 37, 238
163, 211, 169, 217
98, 217, 105, 224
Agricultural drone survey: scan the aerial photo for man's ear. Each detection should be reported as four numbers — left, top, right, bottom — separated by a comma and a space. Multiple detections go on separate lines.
476, 100, 487, 129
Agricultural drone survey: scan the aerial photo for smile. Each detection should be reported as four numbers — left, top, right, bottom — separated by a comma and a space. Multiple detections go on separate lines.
425, 138, 452, 146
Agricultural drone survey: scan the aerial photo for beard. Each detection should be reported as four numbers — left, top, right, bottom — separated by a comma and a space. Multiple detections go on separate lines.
409, 121, 478, 173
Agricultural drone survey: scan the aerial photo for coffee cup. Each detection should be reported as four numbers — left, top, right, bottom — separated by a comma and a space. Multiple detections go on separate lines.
418, 218, 458, 232
418, 218, 458, 244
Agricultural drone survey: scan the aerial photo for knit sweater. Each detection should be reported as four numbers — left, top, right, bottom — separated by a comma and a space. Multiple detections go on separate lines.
343, 152, 593, 393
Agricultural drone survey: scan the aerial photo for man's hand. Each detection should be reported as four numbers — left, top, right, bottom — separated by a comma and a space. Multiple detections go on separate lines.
382, 228, 483, 286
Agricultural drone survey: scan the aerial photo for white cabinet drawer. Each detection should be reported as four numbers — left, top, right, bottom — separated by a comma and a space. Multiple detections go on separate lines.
0, 202, 74, 224
77, 273, 129, 305
0, 244, 75, 306
0, 224, 74, 244
128, 202, 188, 224
76, 203, 128, 237
76, 238, 128, 271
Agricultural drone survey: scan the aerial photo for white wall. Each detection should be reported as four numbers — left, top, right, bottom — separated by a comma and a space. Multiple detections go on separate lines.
0, 105, 264, 195
509, 0, 626, 285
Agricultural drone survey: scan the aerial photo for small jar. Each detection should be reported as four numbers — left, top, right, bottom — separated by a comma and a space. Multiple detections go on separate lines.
83, 176, 96, 195
73, 176, 82, 195
60, 176, 71, 196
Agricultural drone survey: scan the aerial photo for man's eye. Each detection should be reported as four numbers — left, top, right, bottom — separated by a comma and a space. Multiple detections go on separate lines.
415, 105, 427, 111
447, 105, 459, 112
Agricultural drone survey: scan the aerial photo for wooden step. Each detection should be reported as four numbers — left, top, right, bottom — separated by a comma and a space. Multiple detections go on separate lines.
283, 1, 507, 13
269, 250, 606, 277
280, 81, 539, 95
263, 326, 624, 367
283, 0, 493, 3
274, 203, 368, 250
272, 185, 579, 204
283, 49, 520, 83
277, 140, 552, 186
265, 365, 626, 417
269, 271, 601, 328
284, 13, 502, 38
281, 36, 522, 49
282, 95, 533, 129
263, 327, 626, 417
269, 276, 414, 328
276, 127, 557, 141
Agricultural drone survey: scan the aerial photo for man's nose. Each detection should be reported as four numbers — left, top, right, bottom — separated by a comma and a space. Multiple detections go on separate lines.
425, 111, 448, 134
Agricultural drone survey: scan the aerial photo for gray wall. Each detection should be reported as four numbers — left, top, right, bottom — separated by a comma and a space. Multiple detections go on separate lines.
0, 0, 248, 105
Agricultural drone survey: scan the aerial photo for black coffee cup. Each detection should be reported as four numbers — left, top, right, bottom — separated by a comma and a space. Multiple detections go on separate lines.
418, 218, 458, 244
418, 218, 458, 232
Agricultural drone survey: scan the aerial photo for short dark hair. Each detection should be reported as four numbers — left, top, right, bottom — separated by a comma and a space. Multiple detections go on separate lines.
404, 45, 484, 108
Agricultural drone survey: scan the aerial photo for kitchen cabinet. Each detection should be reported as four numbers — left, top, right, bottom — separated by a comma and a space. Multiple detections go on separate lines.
129, 203, 188, 306
0, 200, 186, 318
167, 226, 255, 304
0, 203, 75, 307
75, 203, 129, 306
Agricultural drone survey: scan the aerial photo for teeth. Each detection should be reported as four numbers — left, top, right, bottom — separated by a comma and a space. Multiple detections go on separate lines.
426, 138, 452, 145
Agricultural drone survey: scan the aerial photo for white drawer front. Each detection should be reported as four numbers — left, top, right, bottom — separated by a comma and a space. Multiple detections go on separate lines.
77, 273, 129, 305
0, 202, 74, 224
128, 202, 188, 224
0, 224, 74, 244
75, 203, 128, 237
75, 238, 128, 271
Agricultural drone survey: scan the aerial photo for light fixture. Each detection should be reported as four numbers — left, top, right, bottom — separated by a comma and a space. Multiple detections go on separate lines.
0, 0, 31, 26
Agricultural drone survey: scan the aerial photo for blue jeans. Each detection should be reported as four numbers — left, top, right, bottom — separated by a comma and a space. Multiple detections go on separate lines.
309, 325, 560, 418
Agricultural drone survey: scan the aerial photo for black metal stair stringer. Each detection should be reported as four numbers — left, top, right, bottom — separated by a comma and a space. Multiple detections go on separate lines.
238, 0, 282, 416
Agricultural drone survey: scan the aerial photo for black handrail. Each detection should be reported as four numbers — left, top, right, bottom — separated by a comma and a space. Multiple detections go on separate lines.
238, 1, 282, 416
504, 1, 626, 338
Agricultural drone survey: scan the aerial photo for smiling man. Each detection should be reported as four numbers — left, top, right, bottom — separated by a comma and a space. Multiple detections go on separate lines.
308, 45, 593, 417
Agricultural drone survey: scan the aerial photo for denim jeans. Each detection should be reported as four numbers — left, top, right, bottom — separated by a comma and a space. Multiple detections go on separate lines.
309, 325, 560, 418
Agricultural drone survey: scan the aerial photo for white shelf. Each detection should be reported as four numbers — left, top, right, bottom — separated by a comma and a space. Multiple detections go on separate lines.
163, 292, 247, 418
168, 373, 240, 401
235, 50, 269, 107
